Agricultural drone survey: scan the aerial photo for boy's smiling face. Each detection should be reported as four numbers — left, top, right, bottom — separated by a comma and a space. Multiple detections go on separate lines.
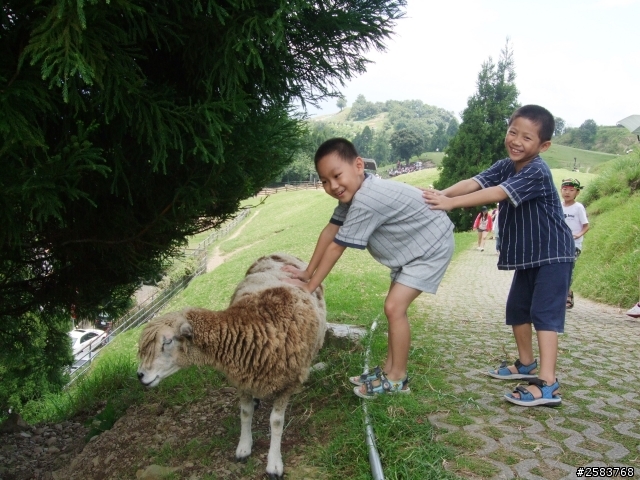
316, 152, 365, 203
504, 116, 551, 171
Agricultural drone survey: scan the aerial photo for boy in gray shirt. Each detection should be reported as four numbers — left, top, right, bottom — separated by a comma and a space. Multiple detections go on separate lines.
284, 138, 454, 398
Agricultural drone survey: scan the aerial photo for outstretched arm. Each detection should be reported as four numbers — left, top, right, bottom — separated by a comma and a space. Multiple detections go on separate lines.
441, 178, 483, 197
283, 222, 339, 280
425, 186, 507, 211
303, 241, 346, 293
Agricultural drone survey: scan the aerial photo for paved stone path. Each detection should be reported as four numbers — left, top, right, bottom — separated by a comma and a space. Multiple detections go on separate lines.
415, 243, 640, 480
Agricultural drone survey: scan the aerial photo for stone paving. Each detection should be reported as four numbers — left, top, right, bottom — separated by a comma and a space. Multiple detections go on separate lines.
415, 243, 640, 480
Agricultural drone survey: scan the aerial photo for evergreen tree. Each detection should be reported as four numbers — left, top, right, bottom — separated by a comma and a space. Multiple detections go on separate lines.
436, 41, 519, 231
0, 0, 406, 410
428, 123, 448, 152
353, 126, 374, 158
371, 130, 392, 165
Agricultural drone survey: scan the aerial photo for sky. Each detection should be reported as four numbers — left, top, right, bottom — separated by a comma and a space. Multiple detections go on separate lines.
304, 0, 640, 128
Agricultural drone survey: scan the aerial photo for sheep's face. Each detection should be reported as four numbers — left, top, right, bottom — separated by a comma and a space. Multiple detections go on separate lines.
137, 318, 193, 388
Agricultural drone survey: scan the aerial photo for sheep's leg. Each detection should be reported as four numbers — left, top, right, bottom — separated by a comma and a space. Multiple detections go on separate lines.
266, 394, 290, 480
235, 392, 254, 461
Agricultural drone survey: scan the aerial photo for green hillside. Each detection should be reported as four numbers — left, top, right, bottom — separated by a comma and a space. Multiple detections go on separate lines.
541, 143, 617, 172
555, 125, 638, 155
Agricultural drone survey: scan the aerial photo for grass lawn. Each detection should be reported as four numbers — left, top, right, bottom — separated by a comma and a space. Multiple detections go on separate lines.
542, 143, 617, 172
21, 162, 640, 479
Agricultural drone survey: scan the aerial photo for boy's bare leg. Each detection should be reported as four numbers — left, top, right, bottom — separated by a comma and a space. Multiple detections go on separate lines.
510, 330, 558, 399
495, 323, 536, 375
513, 323, 535, 366
359, 282, 421, 394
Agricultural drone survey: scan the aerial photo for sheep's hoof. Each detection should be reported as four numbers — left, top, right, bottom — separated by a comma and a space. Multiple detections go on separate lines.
267, 473, 284, 480
236, 455, 250, 464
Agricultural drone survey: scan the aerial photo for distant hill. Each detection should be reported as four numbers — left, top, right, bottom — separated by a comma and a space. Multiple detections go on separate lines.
310, 107, 388, 137
542, 144, 617, 172
554, 125, 638, 155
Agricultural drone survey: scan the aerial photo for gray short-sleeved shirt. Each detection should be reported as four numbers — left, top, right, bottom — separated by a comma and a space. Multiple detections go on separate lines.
330, 175, 454, 269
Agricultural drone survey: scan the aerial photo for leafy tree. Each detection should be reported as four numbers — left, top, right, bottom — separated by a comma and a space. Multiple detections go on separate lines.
428, 123, 448, 152
390, 128, 422, 163
0, 0, 406, 410
348, 94, 381, 120
337, 96, 347, 111
277, 151, 316, 183
554, 117, 566, 137
353, 126, 375, 158
446, 118, 459, 138
371, 130, 392, 165
578, 119, 597, 147
436, 41, 519, 231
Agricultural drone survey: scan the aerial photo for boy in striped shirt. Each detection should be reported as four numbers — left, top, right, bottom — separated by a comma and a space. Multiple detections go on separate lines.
424, 105, 574, 407
284, 137, 455, 399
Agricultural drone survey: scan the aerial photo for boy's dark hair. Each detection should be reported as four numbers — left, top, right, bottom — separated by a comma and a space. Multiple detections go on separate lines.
508, 105, 555, 143
314, 138, 359, 169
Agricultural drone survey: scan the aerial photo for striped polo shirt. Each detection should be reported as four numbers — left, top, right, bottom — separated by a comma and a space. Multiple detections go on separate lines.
330, 175, 454, 269
474, 156, 575, 270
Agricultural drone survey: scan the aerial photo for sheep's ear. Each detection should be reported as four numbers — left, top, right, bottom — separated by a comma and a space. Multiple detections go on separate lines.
178, 321, 193, 340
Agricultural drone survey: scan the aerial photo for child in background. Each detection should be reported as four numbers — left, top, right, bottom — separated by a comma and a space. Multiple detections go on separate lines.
284, 138, 455, 399
424, 105, 574, 407
561, 178, 589, 309
493, 206, 500, 255
472, 206, 493, 251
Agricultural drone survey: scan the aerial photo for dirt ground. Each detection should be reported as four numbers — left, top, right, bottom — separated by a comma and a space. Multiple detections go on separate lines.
2, 385, 323, 480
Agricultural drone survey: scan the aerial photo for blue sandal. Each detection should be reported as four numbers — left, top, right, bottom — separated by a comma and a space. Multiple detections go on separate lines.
349, 365, 383, 386
505, 378, 561, 407
353, 373, 410, 399
487, 358, 538, 379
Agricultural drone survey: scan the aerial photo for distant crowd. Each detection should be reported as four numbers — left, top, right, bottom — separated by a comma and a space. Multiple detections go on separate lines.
388, 161, 423, 177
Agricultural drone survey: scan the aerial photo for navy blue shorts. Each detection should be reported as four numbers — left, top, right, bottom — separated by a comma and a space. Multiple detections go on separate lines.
506, 263, 573, 333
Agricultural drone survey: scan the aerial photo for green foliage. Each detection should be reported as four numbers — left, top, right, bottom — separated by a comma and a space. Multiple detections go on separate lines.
0, 311, 73, 412
390, 128, 422, 161
336, 95, 347, 111
555, 125, 639, 155
1, 0, 406, 410
577, 119, 598, 148
436, 41, 519, 231
353, 125, 374, 158
314, 97, 458, 165
554, 117, 566, 137
580, 151, 640, 204
572, 151, 640, 307
348, 94, 383, 120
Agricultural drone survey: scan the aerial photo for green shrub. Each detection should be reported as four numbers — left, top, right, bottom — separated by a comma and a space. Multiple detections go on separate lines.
581, 151, 640, 205
573, 151, 640, 307
0, 310, 73, 415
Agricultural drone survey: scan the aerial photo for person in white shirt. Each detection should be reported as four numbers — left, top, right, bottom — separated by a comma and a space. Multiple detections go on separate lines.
561, 178, 589, 309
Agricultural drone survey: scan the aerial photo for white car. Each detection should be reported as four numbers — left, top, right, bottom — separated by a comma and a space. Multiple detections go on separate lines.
68, 328, 107, 358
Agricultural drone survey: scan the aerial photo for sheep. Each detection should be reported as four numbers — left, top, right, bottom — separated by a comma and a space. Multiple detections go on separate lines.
137, 253, 326, 479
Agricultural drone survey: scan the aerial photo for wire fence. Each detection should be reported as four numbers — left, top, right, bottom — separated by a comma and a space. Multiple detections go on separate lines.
65, 210, 250, 387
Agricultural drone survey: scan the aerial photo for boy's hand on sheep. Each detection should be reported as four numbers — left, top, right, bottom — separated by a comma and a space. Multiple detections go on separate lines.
283, 277, 309, 289
282, 265, 310, 281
